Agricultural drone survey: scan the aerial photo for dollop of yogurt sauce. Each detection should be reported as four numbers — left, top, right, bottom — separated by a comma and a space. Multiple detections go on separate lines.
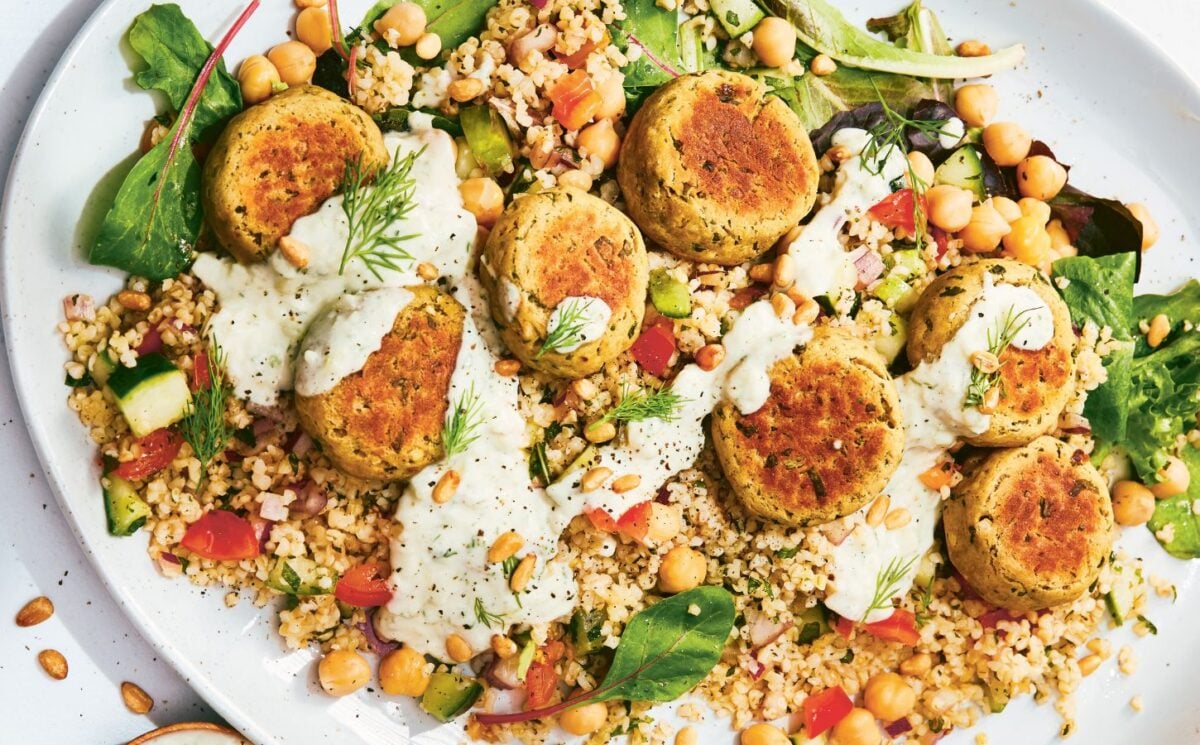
824, 273, 1055, 622
786, 128, 907, 303
545, 296, 612, 353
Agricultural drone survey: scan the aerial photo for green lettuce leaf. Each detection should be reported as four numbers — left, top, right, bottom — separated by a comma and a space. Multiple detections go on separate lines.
865, 0, 954, 100
761, 0, 1024, 78
360, 0, 500, 52
89, 4, 242, 280
762, 55, 933, 132
1051, 253, 1136, 442
1147, 446, 1200, 559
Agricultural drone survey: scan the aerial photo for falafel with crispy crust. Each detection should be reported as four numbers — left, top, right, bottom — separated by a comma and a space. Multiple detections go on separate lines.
481, 187, 648, 378
907, 259, 1076, 447
295, 286, 464, 481
202, 85, 389, 263
712, 327, 904, 527
943, 436, 1114, 611
617, 70, 819, 265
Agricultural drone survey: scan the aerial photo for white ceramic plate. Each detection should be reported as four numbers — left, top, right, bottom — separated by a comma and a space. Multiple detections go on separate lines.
4, 1, 1200, 743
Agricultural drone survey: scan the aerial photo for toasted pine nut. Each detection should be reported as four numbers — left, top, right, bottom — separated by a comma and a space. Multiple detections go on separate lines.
776, 225, 804, 251
885, 507, 912, 530
432, 470, 461, 504
448, 77, 485, 103
771, 292, 795, 319
487, 531, 524, 563
695, 344, 726, 372
866, 495, 891, 527
978, 385, 1001, 414
38, 649, 67, 680
510, 554, 536, 593
792, 297, 820, 326
494, 358, 521, 377
571, 378, 598, 401
772, 253, 796, 289
278, 235, 310, 269
121, 681, 154, 714
611, 474, 641, 494
748, 263, 775, 284
581, 466, 612, 493
899, 652, 932, 677
827, 144, 852, 162
417, 262, 438, 280
810, 53, 837, 76
1086, 638, 1113, 659
491, 634, 518, 658
16, 596, 53, 627
970, 350, 1000, 373
116, 290, 152, 312
1078, 654, 1102, 677
446, 634, 474, 663
957, 39, 992, 57
586, 421, 617, 444
1147, 314, 1170, 348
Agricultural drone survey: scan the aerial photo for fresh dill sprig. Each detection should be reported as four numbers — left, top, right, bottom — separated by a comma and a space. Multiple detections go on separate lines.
862, 85, 953, 251
474, 597, 506, 629
915, 573, 936, 627
537, 298, 592, 359
862, 553, 920, 621
442, 383, 485, 457
180, 340, 232, 481
594, 384, 687, 429
339, 147, 424, 280
963, 307, 1034, 409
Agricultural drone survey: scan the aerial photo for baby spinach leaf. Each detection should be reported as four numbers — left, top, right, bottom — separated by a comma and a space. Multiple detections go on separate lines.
89, 4, 246, 280
360, 0, 499, 52
474, 586, 735, 725
1051, 253, 1136, 442
761, 0, 1024, 78
1147, 446, 1200, 559
613, 0, 685, 90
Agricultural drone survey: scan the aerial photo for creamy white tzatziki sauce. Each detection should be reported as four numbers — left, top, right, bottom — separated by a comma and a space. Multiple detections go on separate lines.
192, 128, 472, 406
824, 275, 1055, 622
786, 128, 907, 301
545, 296, 612, 354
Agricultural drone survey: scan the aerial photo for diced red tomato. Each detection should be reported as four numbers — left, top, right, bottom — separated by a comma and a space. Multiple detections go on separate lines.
616, 501, 653, 542
524, 641, 565, 709
191, 351, 211, 391
869, 189, 923, 233
335, 562, 393, 607
919, 460, 958, 491
113, 428, 183, 480
831, 613, 855, 640
135, 326, 163, 356
180, 510, 260, 562
557, 31, 609, 69
863, 609, 920, 646
931, 226, 950, 259
547, 70, 601, 131
585, 508, 618, 533
803, 685, 853, 737
630, 319, 676, 378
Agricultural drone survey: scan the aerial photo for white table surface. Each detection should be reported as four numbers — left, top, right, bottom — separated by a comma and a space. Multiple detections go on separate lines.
1, 1, 1198, 743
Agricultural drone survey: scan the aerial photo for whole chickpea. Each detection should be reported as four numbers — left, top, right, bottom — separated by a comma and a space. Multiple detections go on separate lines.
318, 649, 371, 697
740, 723, 789, 745
863, 672, 917, 722
594, 72, 627, 120
905, 151, 935, 190
1016, 155, 1068, 201
378, 645, 430, 697
296, 7, 333, 55
557, 169, 594, 192
959, 203, 1012, 253
268, 41, 317, 86
988, 196, 1022, 223
577, 120, 621, 170
658, 546, 706, 594
752, 17, 797, 69
1151, 456, 1190, 499
560, 701, 608, 735
645, 503, 682, 545
1111, 481, 1156, 527
459, 177, 504, 226
295, 0, 325, 7
238, 55, 281, 105
954, 84, 998, 127
926, 185, 974, 232
1126, 202, 1159, 250
830, 707, 881, 745
982, 122, 1031, 167
1003, 215, 1052, 268
1017, 197, 1052, 226
374, 2, 427, 47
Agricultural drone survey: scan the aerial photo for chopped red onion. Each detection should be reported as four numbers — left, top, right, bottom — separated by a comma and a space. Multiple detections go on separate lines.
485, 654, 523, 690
747, 611, 793, 650
253, 519, 275, 553
252, 416, 275, 438
63, 294, 95, 322
135, 327, 163, 355
357, 608, 399, 657
288, 481, 328, 518
291, 431, 314, 456
528, 0, 548, 7
744, 656, 766, 680
155, 552, 183, 578
885, 718, 913, 737
821, 520, 853, 546
259, 492, 289, 522
852, 248, 886, 287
